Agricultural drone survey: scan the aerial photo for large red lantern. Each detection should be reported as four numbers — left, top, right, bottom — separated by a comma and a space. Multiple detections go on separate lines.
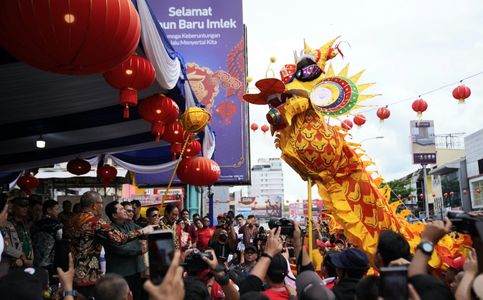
341, 119, 353, 130
261, 124, 270, 134
163, 120, 185, 144
412, 98, 428, 119
452, 85, 471, 104
176, 157, 221, 186
16, 174, 39, 195
250, 123, 259, 132
138, 94, 179, 142
0, 0, 140, 75
67, 158, 91, 176
97, 165, 117, 186
182, 140, 202, 159
103, 55, 156, 119
376, 106, 391, 122
353, 114, 366, 127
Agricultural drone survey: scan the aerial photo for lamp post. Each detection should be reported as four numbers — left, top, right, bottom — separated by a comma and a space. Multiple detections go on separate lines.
359, 136, 384, 143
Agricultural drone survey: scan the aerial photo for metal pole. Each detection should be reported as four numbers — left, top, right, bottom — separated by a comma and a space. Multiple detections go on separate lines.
307, 177, 313, 260
422, 165, 429, 218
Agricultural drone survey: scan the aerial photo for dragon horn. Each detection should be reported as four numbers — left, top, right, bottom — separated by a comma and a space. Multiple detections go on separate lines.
318, 36, 341, 57
303, 38, 313, 54
293, 50, 299, 63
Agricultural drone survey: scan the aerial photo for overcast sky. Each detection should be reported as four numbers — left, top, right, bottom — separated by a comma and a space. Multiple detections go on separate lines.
242, 0, 483, 201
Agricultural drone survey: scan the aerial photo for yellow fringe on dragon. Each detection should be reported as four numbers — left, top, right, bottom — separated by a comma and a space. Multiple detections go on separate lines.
243, 37, 471, 268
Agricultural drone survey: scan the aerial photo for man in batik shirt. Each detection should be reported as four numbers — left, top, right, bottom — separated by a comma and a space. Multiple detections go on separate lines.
70, 191, 154, 298
158, 203, 180, 250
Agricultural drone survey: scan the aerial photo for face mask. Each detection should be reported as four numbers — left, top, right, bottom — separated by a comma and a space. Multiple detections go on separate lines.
219, 234, 228, 242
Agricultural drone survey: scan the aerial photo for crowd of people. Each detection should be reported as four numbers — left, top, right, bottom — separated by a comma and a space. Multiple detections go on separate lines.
0, 190, 482, 300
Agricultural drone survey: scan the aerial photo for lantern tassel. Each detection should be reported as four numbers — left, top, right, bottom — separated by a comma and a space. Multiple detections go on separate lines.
123, 104, 130, 119
458, 99, 465, 104
155, 133, 161, 142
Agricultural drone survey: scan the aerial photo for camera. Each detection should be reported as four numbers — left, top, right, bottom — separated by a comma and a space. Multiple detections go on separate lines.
268, 218, 295, 236
182, 249, 213, 275
447, 211, 483, 239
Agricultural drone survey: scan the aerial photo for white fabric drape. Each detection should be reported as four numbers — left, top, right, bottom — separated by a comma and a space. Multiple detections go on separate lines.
137, 0, 181, 90
108, 154, 178, 174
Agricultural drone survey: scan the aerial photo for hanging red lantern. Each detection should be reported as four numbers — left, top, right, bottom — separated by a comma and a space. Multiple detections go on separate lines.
163, 120, 185, 144
103, 55, 156, 119
67, 158, 91, 176
449, 191, 455, 197
215, 198, 220, 204
176, 157, 221, 186
477, 189, 481, 194
16, 174, 39, 195
151, 122, 166, 143
170, 143, 183, 160
0, 0, 140, 75
452, 85, 471, 104
341, 119, 353, 130
443, 192, 448, 198
432, 194, 436, 197
251, 123, 259, 132
285, 200, 289, 204
138, 94, 179, 142
376, 106, 391, 122
261, 124, 270, 134
353, 114, 366, 127
412, 98, 428, 119
182, 140, 202, 159
97, 165, 117, 186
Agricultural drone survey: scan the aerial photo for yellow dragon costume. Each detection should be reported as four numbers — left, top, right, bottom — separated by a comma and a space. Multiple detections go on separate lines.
243, 37, 471, 268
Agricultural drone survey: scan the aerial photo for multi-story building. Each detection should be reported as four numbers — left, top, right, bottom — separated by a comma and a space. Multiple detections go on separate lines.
248, 158, 284, 199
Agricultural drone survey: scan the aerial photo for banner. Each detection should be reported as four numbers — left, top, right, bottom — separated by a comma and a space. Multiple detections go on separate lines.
138, 0, 249, 185
237, 196, 282, 218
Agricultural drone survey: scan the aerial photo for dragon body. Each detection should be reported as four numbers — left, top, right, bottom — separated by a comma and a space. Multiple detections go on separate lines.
243, 38, 470, 265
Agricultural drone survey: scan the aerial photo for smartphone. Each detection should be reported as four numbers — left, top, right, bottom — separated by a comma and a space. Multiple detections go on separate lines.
148, 230, 175, 285
379, 266, 409, 300
54, 239, 70, 273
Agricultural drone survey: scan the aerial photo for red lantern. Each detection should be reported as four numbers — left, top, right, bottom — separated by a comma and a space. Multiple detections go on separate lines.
412, 98, 428, 119
170, 143, 183, 160
0, 0, 140, 75
341, 119, 353, 130
449, 191, 455, 197
215, 198, 220, 204
376, 106, 391, 122
176, 157, 221, 186
250, 123, 259, 132
183, 140, 202, 158
67, 158, 91, 176
353, 114, 366, 127
97, 165, 117, 186
477, 189, 481, 194
16, 174, 39, 195
432, 194, 436, 197
103, 55, 156, 119
163, 120, 185, 144
138, 94, 179, 142
285, 200, 289, 204
261, 124, 270, 134
443, 192, 448, 198
452, 85, 471, 104
151, 122, 166, 143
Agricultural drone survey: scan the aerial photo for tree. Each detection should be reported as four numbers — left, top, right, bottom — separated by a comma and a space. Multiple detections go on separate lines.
384, 178, 415, 203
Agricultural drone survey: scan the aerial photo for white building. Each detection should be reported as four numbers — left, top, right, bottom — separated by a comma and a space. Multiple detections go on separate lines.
248, 158, 284, 198
465, 129, 483, 209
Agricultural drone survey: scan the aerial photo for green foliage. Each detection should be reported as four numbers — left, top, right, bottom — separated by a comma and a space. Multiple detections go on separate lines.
384, 178, 415, 203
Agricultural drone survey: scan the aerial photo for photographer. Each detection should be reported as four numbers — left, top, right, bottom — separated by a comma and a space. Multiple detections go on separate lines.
209, 228, 237, 263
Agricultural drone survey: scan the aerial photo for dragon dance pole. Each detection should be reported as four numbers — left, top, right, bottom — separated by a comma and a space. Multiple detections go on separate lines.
307, 177, 313, 260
